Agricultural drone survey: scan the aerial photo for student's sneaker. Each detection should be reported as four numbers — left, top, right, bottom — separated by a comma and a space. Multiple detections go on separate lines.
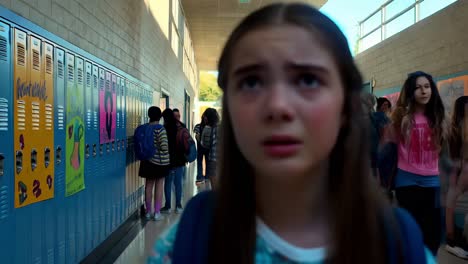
446, 244, 468, 259
153, 212, 163, 221
160, 206, 171, 214
195, 179, 204, 185
145, 212, 152, 220
175, 206, 183, 214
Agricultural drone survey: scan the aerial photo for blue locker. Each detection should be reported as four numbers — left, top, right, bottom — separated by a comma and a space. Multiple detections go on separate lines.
54, 47, 66, 264
98, 67, 106, 244
65, 52, 77, 263
0, 20, 13, 264
84, 60, 93, 256
42, 41, 55, 264
115, 76, 122, 226
91, 64, 100, 249
75, 56, 86, 262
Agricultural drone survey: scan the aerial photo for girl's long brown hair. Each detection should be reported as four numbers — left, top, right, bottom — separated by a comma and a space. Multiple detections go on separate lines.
449, 96, 468, 161
209, 3, 396, 263
391, 71, 447, 150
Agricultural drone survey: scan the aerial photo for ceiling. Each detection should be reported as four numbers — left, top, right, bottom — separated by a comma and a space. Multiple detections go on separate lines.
181, 0, 329, 71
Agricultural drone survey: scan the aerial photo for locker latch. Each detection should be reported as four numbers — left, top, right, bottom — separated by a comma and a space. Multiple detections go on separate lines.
0, 153, 4, 176
44, 148, 51, 168
106, 143, 110, 153
99, 144, 103, 155
16, 151, 23, 174
111, 141, 115, 152
85, 144, 90, 159
31, 149, 38, 171
56, 146, 62, 164
117, 140, 121, 151
92, 144, 97, 157
121, 140, 125, 150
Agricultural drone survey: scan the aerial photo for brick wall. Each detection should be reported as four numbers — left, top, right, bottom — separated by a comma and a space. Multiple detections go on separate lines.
355, 0, 467, 93
0, 0, 195, 115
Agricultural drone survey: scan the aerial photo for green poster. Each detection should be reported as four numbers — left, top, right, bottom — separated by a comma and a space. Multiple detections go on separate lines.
65, 55, 85, 196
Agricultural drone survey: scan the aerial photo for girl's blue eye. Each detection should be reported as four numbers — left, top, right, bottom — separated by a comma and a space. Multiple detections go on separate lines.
297, 74, 320, 89
239, 76, 261, 91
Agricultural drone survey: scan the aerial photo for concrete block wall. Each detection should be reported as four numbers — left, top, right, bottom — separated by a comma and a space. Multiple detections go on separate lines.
0, 0, 195, 115
355, 0, 467, 93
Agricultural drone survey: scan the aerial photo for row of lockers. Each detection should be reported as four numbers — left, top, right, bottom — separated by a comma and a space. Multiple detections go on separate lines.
0, 9, 153, 264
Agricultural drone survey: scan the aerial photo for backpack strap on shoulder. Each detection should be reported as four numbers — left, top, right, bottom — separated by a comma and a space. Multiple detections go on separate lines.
173, 191, 215, 264
387, 207, 426, 264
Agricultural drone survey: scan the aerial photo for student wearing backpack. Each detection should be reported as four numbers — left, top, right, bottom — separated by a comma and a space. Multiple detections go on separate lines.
148, 3, 435, 264
136, 106, 170, 221
161, 109, 190, 214
194, 110, 209, 184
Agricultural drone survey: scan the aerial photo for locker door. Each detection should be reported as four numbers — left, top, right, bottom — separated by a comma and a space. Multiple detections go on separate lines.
74, 56, 86, 261
97, 67, 105, 243
0, 21, 13, 264
91, 64, 99, 249
42, 41, 55, 264
64, 52, 77, 262
84, 61, 93, 255
13, 28, 31, 264
54, 47, 66, 264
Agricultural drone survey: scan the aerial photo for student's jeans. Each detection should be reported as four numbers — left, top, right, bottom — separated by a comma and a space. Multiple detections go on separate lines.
164, 166, 185, 208
196, 144, 209, 181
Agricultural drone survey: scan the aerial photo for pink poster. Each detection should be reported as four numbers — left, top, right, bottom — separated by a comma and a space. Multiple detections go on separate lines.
100, 71, 117, 143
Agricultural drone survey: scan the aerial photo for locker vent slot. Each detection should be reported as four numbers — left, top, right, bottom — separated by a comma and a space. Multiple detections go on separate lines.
67, 64, 74, 82
0, 36, 7, 61
17, 44, 25, 66
45, 104, 53, 130
77, 67, 83, 85
58, 60, 64, 78
32, 49, 40, 71
57, 105, 64, 130
93, 75, 98, 89
46, 55, 52, 74
31, 102, 40, 130
93, 111, 98, 129
0, 186, 9, 220
0, 98, 8, 131
17, 100, 26, 130
86, 72, 91, 87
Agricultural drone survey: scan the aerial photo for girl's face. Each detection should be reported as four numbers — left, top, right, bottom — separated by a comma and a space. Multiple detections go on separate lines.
380, 101, 390, 113
226, 25, 344, 179
414, 76, 432, 106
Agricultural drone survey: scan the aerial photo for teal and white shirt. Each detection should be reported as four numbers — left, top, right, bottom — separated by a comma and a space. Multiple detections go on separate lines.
147, 218, 437, 264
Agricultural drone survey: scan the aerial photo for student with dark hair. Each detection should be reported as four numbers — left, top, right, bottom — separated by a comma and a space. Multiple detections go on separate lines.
201, 108, 220, 189
194, 110, 209, 184
149, 3, 434, 263
377, 97, 392, 114
390, 71, 448, 255
138, 106, 170, 221
161, 109, 186, 214
446, 96, 468, 258
173, 108, 186, 128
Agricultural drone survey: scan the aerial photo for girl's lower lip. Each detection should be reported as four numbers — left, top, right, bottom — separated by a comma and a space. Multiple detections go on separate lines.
263, 144, 301, 158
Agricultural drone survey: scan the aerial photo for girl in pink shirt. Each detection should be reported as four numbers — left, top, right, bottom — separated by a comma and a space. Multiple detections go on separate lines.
391, 71, 448, 255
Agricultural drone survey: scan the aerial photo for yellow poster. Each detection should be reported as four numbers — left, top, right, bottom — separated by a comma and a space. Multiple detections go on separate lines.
14, 32, 55, 208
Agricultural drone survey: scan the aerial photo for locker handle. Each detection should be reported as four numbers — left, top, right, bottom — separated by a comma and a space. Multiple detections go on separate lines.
56, 146, 62, 164
92, 144, 97, 157
85, 144, 90, 159
99, 144, 103, 156
44, 148, 51, 168
31, 149, 38, 171
16, 151, 23, 174
106, 143, 110, 153
0, 153, 4, 176
112, 141, 115, 152
121, 140, 125, 150
117, 140, 121, 151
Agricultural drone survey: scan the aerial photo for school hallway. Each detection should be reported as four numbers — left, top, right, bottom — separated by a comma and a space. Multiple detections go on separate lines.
77, 164, 467, 264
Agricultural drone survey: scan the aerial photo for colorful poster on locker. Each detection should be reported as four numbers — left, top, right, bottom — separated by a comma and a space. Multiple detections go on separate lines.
14, 31, 55, 208
65, 54, 85, 196
99, 71, 116, 144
